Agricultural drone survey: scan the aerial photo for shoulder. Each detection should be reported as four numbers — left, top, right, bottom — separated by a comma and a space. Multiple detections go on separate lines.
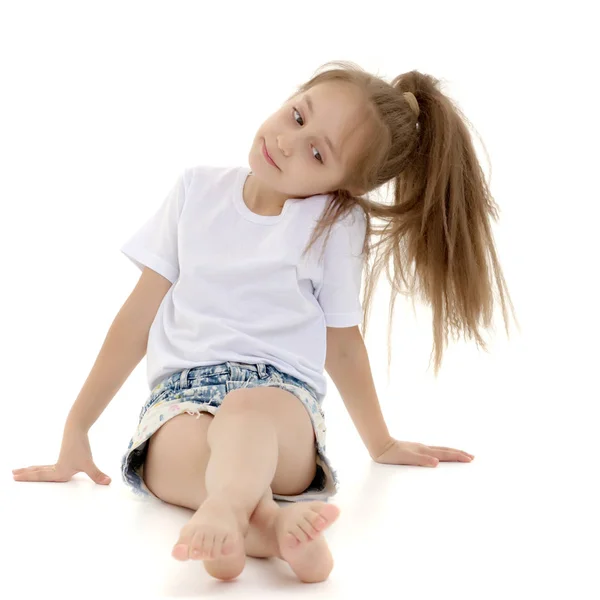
184, 164, 244, 186
178, 165, 247, 200
316, 201, 367, 259
332, 202, 367, 245
316, 194, 366, 227
342, 203, 367, 230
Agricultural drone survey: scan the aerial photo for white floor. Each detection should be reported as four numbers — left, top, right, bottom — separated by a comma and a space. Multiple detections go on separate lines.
4, 2, 599, 597
4, 332, 598, 599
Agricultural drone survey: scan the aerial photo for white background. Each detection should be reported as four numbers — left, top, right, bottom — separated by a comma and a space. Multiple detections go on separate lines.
2, 1, 598, 598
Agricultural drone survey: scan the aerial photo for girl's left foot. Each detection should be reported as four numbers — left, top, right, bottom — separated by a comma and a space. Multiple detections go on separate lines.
274, 501, 340, 583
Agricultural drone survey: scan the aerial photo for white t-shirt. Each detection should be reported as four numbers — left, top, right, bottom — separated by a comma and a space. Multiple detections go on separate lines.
120, 164, 367, 404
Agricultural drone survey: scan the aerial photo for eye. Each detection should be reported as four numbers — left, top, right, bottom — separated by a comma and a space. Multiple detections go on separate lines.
293, 107, 304, 127
292, 107, 324, 164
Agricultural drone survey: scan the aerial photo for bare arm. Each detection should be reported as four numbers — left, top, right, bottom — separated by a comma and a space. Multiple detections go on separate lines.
324, 326, 392, 458
325, 326, 474, 467
65, 267, 173, 433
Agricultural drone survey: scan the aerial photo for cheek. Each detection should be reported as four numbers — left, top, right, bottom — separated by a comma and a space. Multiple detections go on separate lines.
259, 114, 284, 139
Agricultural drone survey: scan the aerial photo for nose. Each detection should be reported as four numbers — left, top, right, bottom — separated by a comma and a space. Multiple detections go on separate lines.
277, 135, 291, 158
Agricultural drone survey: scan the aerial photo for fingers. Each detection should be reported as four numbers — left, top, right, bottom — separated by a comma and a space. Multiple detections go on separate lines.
426, 446, 475, 461
415, 454, 439, 467
12, 465, 71, 482
13, 465, 55, 473
13, 463, 110, 484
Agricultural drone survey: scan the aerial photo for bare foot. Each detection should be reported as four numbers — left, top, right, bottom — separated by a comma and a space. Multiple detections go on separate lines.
275, 501, 340, 583
171, 496, 246, 581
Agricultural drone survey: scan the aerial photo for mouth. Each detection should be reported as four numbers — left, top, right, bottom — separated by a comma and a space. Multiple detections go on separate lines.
262, 139, 279, 170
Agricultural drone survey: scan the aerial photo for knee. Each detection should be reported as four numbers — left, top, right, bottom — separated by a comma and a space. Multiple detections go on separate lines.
208, 390, 277, 444
216, 390, 272, 422
219, 390, 255, 412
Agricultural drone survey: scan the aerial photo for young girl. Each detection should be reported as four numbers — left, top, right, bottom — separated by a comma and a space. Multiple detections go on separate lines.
12, 61, 516, 583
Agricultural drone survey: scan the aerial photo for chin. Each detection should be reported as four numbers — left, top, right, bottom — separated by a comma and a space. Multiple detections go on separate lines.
248, 155, 275, 183
248, 146, 265, 175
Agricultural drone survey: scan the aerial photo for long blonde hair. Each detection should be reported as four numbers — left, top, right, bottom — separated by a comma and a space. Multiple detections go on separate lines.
294, 60, 519, 376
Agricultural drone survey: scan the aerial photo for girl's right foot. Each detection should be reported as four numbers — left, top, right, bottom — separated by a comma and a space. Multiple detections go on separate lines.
171, 496, 247, 581
274, 501, 340, 583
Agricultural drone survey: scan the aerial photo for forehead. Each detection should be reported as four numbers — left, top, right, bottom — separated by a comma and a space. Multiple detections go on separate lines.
302, 80, 364, 114
297, 81, 371, 164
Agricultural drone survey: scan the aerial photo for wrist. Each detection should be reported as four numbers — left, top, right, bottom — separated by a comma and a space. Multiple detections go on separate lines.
64, 413, 90, 435
368, 435, 395, 460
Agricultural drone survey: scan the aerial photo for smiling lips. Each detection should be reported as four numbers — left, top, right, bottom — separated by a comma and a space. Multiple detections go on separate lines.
262, 139, 279, 169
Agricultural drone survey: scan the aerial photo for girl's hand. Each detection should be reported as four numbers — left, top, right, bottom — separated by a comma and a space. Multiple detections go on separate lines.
373, 438, 474, 467
12, 425, 111, 485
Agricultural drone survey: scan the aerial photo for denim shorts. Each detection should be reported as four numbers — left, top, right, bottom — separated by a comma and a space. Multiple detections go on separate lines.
121, 361, 338, 503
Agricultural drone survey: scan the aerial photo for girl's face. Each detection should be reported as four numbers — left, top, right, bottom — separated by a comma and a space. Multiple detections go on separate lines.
248, 80, 371, 201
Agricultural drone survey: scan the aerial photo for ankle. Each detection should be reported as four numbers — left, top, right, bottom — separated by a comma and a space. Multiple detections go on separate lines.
250, 493, 279, 527
203, 494, 254, 528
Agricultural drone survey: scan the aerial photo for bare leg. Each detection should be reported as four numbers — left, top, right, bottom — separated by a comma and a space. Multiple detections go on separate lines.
166, 387, 318, 580
143, 406, 339, 581
243, 489, 281, 558
144, 413, 280, 560
143, 413, 278, 560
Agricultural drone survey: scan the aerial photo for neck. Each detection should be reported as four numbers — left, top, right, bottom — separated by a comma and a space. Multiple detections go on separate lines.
244, 172, 289, 214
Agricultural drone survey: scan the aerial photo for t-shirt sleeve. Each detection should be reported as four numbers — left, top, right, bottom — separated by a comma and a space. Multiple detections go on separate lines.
314, 207, 367, 328
120, 169, 190, 284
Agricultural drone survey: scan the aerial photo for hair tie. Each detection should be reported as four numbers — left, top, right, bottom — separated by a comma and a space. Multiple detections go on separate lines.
403, 91, 420, 119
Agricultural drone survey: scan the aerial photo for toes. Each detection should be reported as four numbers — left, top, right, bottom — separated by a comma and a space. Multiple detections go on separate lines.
211, 534, 224, 559
222, 532, 243, 556
172, 528, 195, 561
172, 544, 188, 560
310, 503, 340, 529
221, 534, 235, 556
276, 502, 341, 550
188, 531, 232, 560
290, 524, 311, 545
175, 527, 243, 563
319, 503, 341, 522
203, 534, 217, 560
306, 511, 327, 532
172, 544, 190, 561
276, 503, 338, 583
302, 503, 340, 534
189, 531, 205, 560
298, 517, 319, 540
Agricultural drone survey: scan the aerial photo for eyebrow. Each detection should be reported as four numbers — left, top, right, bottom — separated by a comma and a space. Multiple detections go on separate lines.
304, 94, 339, 162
